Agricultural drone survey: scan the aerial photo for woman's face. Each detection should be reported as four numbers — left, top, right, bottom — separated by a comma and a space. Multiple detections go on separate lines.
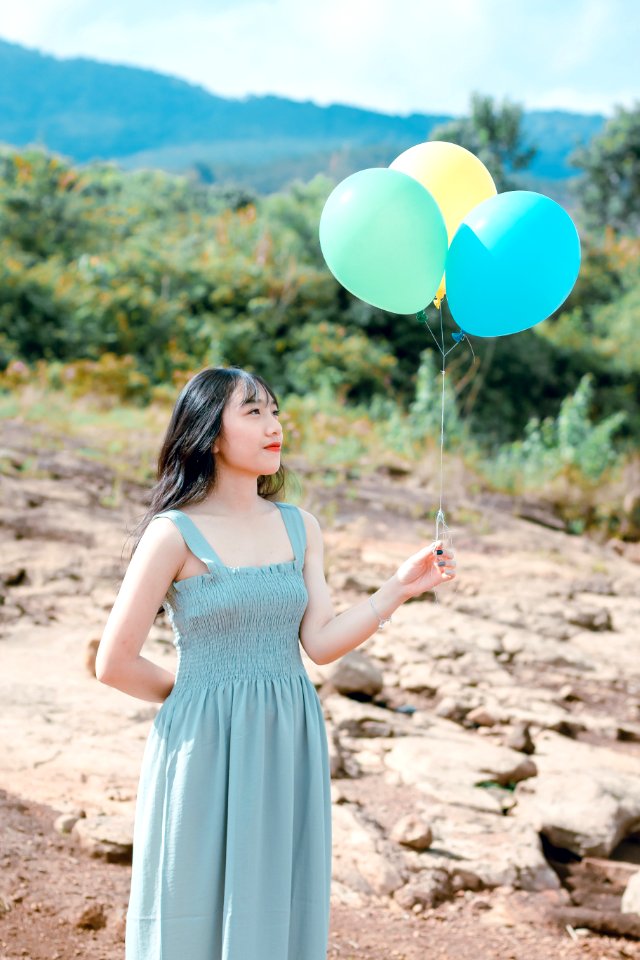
212, 382, 283, 475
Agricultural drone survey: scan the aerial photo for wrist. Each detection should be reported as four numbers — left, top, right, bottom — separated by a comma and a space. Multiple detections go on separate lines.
383, 573, 412, 605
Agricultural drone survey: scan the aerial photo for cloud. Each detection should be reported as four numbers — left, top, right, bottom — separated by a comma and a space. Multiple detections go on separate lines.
0, 0, 636, 115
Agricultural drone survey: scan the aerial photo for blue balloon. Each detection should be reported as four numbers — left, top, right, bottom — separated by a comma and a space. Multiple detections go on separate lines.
445, 191, 581, 337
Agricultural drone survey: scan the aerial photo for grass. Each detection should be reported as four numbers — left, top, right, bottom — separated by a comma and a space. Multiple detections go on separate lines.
0, 374, 637, 541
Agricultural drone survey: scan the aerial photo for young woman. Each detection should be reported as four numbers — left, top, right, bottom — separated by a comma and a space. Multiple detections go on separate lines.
96, 365, 456, 960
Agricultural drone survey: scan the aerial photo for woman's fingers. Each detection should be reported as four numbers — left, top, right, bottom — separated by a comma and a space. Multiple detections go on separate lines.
414, 541, 443, 557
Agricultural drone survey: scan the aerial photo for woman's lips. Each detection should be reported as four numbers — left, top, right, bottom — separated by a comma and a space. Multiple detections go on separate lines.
265, 444, 281, 450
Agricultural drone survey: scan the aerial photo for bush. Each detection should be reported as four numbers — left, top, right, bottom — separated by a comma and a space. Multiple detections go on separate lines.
490, 373, 626, 490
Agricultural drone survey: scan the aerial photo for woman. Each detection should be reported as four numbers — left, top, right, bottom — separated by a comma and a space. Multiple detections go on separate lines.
96, 365, 456, 960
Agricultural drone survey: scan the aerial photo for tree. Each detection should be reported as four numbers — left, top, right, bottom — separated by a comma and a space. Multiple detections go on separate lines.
570, 102, 640, 234
429, 92, 536, 191
0, 149, 97, 258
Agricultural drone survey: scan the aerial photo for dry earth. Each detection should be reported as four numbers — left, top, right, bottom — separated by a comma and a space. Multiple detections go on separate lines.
1, 414, 640, 960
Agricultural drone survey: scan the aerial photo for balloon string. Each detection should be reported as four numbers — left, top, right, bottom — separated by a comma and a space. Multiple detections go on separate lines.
436, 302, 447, 541
416, 305, 459, 541
416, 302, 471, 603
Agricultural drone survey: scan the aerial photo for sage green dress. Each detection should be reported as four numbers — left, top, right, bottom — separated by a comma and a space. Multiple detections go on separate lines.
125, 502, 332, 959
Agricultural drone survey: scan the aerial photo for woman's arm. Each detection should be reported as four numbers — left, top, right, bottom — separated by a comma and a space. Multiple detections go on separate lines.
299, 510, 455, 666
95, 518, 186, 703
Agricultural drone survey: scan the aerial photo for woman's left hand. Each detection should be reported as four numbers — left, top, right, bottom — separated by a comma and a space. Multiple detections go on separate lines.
394, 540, 456, 599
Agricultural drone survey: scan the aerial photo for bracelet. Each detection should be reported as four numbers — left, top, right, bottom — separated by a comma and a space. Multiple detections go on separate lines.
369, 595, 392, 630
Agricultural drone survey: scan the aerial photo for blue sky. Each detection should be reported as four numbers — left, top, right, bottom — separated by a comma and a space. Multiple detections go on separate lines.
1, 0, 637, 116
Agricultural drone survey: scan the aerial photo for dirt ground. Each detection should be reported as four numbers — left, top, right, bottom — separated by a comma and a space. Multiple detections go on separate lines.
1, 414, 640, 959
3, 787, 639, 960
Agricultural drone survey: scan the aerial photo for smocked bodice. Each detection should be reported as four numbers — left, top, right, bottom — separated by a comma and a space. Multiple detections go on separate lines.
152, 503, 309, 689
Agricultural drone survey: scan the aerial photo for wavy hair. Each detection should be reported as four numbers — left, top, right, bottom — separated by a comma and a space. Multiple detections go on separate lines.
125, 366, 290, 560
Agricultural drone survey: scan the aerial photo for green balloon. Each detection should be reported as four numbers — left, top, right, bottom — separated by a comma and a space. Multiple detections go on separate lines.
319, 167, 447, 314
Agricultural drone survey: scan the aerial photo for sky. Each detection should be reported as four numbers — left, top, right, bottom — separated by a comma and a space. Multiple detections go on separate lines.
1, 0, 637, 117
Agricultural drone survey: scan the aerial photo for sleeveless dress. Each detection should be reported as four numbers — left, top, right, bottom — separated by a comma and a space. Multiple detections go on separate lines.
125, 501, 333, 960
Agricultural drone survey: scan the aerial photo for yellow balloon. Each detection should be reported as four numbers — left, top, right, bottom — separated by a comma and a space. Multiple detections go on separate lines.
390, 142, 497, 306
433, 276, 446, 309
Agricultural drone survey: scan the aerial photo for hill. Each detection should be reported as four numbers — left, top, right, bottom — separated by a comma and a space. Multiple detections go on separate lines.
0, 37, 606, 192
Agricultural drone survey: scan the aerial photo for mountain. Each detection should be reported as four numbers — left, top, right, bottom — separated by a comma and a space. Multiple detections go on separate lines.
0, 37, 605, 193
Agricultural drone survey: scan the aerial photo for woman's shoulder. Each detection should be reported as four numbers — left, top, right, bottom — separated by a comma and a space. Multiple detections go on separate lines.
278, 502, 321, 539
277, 501, 315, 519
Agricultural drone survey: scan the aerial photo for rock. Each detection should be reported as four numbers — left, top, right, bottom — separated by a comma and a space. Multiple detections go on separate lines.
434, 696, 468, 721
384, 724, 537, 814
75, 902, 107, 930
389, 814, 433, 851
71, 814, 133, 863
564, 605, 613, 632
514, 498, 566, 531
375, 459, 412, 477
1, 566, 28, 587
558, 684, 581, 701
472, 633, 504, 655
501, 631, 526, 655
606, 539, 640, 564
402, 804, 558, 893
324, 693, 411, 739
504, 723, 535, 754
617, 721, 640, 743
397, 664, 442, 694
466, 706, 498, 727
328, 650, 384, 697
621, 870, 640, 915
548, 904, 640, 938
331, 803, 405, 898
571, 575, 616, 597
393, 870, 452, 909
54, 809, 86, 834
512, 733, 640, 857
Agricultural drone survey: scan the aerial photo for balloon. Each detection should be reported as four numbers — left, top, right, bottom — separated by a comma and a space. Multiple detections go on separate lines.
389, 141, 497, 302
319, 167, 448, 314
445, 191, 581, 337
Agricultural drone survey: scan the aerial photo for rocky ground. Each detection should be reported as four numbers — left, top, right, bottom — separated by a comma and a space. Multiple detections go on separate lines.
1, 413, 640, 959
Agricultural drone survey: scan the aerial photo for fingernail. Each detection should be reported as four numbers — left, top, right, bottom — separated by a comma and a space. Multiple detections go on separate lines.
436, 549, 444, 555
438, 561, 446, 567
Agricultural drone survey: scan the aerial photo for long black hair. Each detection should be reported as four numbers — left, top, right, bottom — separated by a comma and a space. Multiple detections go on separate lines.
126, 366, 291, 560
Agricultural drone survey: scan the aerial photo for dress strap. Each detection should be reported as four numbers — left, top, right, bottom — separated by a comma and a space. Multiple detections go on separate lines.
275, 502, 307, 570
151, 510, 223, 574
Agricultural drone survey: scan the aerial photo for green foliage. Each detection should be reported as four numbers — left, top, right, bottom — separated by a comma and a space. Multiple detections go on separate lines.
429, 92, 537, 190
490, 374, 626, 489
408, 348, 466, 446
285, 320, 396, 400
570, 102, 640, 234
1, 144, 640, 472
0, 150, 100, 258
537, 236, 640, 435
